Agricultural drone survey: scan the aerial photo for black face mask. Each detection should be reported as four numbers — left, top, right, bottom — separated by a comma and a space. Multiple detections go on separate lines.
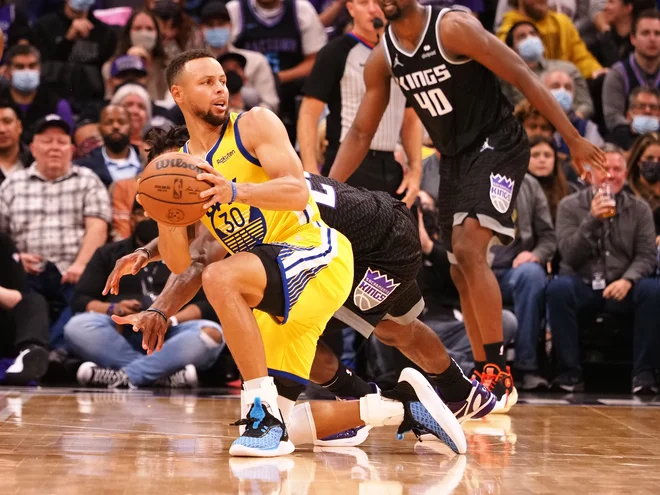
640, 161, 660, 184
104, 133, 131, 154
134, 219, 159, 245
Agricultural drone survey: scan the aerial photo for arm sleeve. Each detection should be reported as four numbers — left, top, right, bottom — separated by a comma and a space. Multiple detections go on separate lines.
297, 0, 327, 56
71, 247, 109, 314
302, 41, 347, 103
622, 202, 657, 283
556, 196, 602, 270
602, 66, 629, 131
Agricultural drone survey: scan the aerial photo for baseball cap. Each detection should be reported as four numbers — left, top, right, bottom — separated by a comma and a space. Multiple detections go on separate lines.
111, 55, 148, 78
218, 52, 247, 69
200, 2, 231, 23
33, 114, 71, 136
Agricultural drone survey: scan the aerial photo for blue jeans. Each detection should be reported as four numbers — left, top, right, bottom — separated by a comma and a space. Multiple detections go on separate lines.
546, 275, 660, 377
495, 262, 548, 372
64, 312, 224, 386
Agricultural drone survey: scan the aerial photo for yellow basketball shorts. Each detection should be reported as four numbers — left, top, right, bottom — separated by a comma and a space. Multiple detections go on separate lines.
254, 222, 353, 384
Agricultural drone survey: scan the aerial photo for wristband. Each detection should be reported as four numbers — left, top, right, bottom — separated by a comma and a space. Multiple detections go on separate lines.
146, 307, 168, 323
135, 247, 152, 260
229, 181, 237, 204
107, 303, 115, 316
169, 316, 179, 327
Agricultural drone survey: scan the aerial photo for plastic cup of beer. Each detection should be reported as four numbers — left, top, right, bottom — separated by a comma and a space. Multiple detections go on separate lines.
599, 183, 616, 218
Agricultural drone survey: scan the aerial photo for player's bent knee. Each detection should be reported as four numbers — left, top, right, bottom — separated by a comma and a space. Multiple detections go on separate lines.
452, 236, 488, 267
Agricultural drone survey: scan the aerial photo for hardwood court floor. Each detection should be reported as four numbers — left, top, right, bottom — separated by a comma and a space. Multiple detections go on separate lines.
1, 388, 660, 494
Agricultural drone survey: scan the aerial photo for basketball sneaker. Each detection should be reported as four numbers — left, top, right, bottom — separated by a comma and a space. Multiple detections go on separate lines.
314, 382, 379, 447
382, 368, 467, 454
154, 365, 198, 388
481, 364, 517, 414
229, 397, 295, 457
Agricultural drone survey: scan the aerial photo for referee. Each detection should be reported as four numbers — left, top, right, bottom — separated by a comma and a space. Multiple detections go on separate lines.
297, 0, 423, 205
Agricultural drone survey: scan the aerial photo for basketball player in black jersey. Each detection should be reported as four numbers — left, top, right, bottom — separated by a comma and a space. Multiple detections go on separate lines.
124, 126, 495, 447
329, 2, 606, 411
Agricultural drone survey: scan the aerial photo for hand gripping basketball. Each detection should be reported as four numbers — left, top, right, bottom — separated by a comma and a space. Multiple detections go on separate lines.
196, 162, 237, 209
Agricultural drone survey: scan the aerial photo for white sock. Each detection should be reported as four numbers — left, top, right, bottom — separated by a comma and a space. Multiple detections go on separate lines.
277, 395, 295, 424
239, 376, 282, 435
360, 394, 404, 427
286, 402, 317, 445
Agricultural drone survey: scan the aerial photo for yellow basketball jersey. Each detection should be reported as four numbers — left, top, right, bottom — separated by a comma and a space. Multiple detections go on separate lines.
182, 112, 323, 255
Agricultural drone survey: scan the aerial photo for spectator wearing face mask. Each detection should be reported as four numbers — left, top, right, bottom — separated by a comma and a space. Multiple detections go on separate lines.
606, 86, 660, 151
64, 200, 225, 389
603, 10, 660, 132
200, 2, 279, 113
627, 132, 660, 246
76, 105, 142, 188
72, 118, 104, 160
103, 10, 169, 103
0, 44, 74, 145
219, 52, 267, 111
32, 0, 118, 108
503, 21, 593, 118
542, 69, 603, 158
147, 0, 205, 63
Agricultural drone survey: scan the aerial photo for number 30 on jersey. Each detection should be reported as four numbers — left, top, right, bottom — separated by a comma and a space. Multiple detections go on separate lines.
414, 88, 453, 117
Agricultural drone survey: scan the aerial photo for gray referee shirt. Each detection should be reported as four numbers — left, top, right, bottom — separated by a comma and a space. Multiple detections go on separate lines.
303, 32, 407, 153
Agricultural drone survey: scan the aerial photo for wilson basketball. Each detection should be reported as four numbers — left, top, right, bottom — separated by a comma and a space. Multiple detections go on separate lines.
137, 152, 212, 226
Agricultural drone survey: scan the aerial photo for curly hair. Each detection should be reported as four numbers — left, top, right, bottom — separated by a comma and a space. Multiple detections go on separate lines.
144, 125, 190, 162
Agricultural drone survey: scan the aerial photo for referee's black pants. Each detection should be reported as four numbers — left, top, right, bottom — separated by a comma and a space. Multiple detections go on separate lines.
323, 148, 404, 200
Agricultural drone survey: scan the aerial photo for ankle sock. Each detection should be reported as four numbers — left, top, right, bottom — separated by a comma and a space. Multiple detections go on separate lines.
428, 359, 473, 402
320, 362, 373, 399
483, 342, 507, 371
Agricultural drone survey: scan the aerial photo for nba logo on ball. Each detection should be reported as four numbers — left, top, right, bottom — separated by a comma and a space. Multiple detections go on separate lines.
354, 268, 400, 311
489, 173, 515, 214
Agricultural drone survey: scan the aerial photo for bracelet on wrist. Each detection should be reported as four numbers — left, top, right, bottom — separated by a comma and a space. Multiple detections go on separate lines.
146, 307, 168, 323
135, 247, 152, 260
229, 181, 237, 204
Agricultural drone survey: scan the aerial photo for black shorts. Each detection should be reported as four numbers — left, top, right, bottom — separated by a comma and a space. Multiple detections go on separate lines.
333, 205, 424, 337
437, 119, 530, 263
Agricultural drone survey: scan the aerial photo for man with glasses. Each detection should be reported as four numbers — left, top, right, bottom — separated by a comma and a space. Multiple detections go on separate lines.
606, 87, 660, 151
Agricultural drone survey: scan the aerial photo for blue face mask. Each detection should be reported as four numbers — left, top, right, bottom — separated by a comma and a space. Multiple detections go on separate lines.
204, 27, 231, 48
632, 115, 660, 134
518, 36, 544, 62
11, 69, 40, 92
69, 0, 95, 12
551, 88, 573, 112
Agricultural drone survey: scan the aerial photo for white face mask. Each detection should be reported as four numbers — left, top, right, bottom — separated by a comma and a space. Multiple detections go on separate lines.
130, 30, 158, 52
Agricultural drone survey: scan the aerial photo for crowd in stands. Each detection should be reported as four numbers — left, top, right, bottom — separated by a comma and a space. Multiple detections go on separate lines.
0, 0, 659, 395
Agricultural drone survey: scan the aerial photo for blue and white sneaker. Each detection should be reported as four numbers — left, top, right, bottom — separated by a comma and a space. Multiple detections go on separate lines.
229, 397, 295, 457
314, 383, 379, 447
383, 368, 467, 454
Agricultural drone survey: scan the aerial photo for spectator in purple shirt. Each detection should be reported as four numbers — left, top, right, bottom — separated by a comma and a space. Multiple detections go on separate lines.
0, 44, 74, 145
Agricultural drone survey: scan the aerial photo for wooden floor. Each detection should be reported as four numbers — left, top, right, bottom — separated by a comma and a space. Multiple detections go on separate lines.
1, 388, 660, 494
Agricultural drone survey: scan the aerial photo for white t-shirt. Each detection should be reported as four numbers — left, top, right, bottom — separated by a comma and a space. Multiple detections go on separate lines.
226, 0, 327, 56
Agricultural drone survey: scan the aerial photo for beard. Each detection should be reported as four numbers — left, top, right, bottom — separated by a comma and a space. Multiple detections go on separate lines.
383, 5, 402, 20
103, 133, 131, 154
196, 107, 228, 127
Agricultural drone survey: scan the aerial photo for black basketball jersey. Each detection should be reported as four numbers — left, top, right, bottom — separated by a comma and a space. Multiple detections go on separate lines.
382, 6, 513, 157
304, 173, 400, 257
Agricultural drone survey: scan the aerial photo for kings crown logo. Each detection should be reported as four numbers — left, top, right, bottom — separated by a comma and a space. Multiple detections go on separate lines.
354, 268, 400, 311
489, 173, 515, 214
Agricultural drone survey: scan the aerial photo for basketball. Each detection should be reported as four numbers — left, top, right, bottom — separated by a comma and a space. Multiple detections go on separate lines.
137, 151, 212, 226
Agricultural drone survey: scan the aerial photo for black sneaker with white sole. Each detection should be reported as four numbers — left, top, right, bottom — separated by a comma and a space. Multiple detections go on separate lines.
632, 371, 658, 395
76, 362, 132, 388
551, 372, 584, 393
3, 345, 49, 385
